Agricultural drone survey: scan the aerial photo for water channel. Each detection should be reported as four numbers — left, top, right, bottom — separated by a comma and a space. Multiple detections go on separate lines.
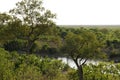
58, 57, 99, 69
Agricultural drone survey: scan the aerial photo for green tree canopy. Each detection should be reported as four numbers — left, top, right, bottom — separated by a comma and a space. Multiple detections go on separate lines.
62, 31, 106, 80
0, 0, 57, 53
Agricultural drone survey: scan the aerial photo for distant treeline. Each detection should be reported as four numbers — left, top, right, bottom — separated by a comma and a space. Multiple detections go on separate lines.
58, 25, 120, 29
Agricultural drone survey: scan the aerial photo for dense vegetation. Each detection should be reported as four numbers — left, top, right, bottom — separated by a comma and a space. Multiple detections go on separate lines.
0, 0, 120, 80
0, 48, 70, 80
0, 48, 120, 80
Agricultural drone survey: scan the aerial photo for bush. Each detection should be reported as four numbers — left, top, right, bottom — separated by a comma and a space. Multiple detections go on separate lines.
1, 48, 120, 80
0, 48, 70, 80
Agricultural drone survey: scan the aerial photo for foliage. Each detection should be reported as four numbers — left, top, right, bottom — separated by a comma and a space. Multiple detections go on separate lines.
0, 48, 70, 80
68, 62, 120, 80
0, 48, 14, 80
3, 39, 26, 52
0, 47, 120, 80
83, 62, 120, 80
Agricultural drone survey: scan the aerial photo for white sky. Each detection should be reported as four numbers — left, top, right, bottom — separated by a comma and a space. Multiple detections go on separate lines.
0, 0, 120, 25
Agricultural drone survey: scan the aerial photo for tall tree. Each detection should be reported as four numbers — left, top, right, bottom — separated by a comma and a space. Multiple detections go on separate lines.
62, 31, 106, 80
9, 0, 56, 53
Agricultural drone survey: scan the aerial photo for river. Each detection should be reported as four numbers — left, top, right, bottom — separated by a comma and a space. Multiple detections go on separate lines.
58, 57, 99, 69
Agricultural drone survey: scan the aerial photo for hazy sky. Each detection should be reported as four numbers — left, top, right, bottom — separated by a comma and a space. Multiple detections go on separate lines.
0, 0, 120, 25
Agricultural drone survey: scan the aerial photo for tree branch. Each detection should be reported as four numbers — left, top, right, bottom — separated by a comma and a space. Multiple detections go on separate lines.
82, 58, 88, 65
79, 57, 84, 65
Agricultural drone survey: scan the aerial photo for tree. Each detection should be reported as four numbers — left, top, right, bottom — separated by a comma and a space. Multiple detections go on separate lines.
62, 31, 105, 80
9, 0, 56, 53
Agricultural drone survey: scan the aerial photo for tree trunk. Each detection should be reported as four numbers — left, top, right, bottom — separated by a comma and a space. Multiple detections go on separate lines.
25, 40, 34, 54
78, 65, 83, 80
72, 58, 84, 80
